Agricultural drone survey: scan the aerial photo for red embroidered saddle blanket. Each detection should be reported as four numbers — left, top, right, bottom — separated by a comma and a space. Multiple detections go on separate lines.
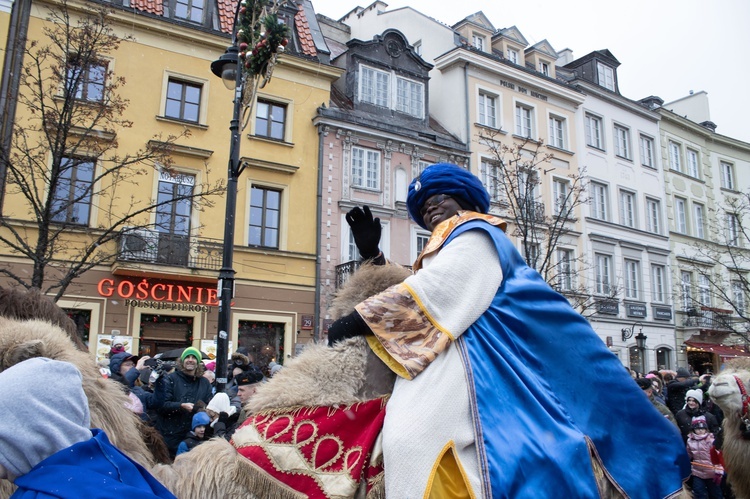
231, 397, 386, 499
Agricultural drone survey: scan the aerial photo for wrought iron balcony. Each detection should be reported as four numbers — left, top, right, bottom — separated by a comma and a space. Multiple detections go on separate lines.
519, 200, 546, 222
117, 228, 222, 271
682, 306, 734, 330
335, 260, 361, 289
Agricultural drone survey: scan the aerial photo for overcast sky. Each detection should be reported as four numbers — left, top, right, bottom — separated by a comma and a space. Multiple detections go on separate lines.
311, 0, 750, 143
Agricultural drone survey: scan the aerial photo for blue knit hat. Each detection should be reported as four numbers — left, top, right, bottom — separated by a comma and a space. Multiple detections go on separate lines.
407, 163, 490, 230
192, 411, 210, 430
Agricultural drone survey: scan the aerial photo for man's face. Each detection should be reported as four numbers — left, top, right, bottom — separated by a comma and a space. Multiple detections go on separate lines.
194, 425, 206, 439
421, 194, 463, 231
183, 355, 198, 373
119, 359, 135, 377
237, 383, 257, 403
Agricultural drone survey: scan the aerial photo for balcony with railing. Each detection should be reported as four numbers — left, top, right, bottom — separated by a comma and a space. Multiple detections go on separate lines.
519, 200, 545, 223
682, 306, 734, 330
334, 260, 412, 289
116, 228, 222, 271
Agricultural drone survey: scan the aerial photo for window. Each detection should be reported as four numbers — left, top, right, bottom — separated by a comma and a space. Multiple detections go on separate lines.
624, 259, 640, 299
472, 34, 485, 51
686, 149, 699, 178
698, 274, 711, 307
614, 125, 630, 159
720, 161, 735, 190
595, 253, 613, 295
525, 242, 540, 268
585, 113, 603, 149
732, 280, 746, 315
539, 61, 550, 76
590, 182, 609, 221
413, 40, 422, 56
674, 197, 687, 234
66, 56, 106, 102
555, 248, 574, 291
668, 141, 682, 172
249, 187, 280, 248
726, 212, 741, 247
680, 271, 692, 310
553, 178, 571, 218
507, 48, 519, 64
596, 62, 615, 91
646, 198, 661, 234
480, 158, 502, 203
51, 156, 95, 225
360, 66, 424, 118
640, 135, 655, 168
418, 160, 431, 174
656, 348, 672, 370
174, 0, 204, 22
360, 66, 390, 107
255, 100, 286, 140
619, 190, 636, 228
165, 79, 201, 122
351, 147, 381, 190
548, 115, 565, 149
515, 104, 533, 138
347, 231, 360, 261
651, 265, 665, 303
414, 231, 430, 261
478, 92, 497, 128
693, 203, 705, 239
396, 77, 424, 117
155, 171, 194, 236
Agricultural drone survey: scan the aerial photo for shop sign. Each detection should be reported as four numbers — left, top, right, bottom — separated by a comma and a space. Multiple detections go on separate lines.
596, 300, 619, 315
97, 277, 218, 311
626, 303, 647, 318
653, 306, 673, 321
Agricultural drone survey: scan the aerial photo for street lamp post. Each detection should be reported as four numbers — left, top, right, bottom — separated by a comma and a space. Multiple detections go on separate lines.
622, 321, 648, 373
211, 8, 245, 392
210, 0, 287, 391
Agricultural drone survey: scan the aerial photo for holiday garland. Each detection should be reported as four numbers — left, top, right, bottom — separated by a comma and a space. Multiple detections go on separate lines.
235, 0, 289, 128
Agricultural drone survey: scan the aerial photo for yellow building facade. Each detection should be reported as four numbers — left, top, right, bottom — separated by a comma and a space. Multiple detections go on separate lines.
0, 0, 341, 370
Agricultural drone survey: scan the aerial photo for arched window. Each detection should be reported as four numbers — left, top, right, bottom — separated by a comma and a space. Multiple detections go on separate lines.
395, 168, 407, 203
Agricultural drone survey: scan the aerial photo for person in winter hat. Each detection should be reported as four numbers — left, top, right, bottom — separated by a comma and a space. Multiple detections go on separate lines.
686, 416, 723, 499
666, 366, 698, 415
676, 388, 719, 443
204, 392, 238, 439
0, 357, 175, 498
176, 412, 210, 455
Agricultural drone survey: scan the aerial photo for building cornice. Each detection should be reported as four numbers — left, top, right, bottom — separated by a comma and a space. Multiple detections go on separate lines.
658, 108, 750, 152
434, 48, 585, 106
573, 80, 660, 123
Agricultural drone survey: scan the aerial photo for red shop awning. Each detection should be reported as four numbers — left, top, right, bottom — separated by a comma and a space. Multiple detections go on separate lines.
685, 340, 750, 358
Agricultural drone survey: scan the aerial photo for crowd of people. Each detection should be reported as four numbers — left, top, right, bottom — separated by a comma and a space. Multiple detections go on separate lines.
103, 344, 279, 458
633, 367, 731, 499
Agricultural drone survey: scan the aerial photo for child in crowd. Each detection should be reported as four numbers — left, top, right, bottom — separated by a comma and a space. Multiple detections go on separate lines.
686, 416, 723, 499
176, 412, 210, 455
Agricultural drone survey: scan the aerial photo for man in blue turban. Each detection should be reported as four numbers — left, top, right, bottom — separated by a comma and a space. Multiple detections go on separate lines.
328, 163, 689, 498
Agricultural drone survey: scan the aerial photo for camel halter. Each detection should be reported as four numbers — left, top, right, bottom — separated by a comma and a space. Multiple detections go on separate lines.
734, 375, 750, 434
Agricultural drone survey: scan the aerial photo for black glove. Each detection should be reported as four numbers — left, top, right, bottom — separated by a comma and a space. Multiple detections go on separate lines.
327, 311, 372, 347
346, 206, 381, 260
218, 411, 229, 424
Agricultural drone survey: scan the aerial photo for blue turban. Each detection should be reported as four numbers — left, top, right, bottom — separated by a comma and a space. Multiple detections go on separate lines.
407, 163, 490, 229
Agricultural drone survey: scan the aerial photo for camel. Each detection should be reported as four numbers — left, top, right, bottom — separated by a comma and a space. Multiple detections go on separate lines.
151, 262, 410, 499
708, 357, 750, 499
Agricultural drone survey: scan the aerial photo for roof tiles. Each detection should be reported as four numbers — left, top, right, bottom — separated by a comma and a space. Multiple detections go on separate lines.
295, 3, 316, 57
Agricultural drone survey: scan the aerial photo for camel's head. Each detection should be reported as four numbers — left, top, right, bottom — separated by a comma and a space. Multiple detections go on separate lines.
708, 372, 748, 416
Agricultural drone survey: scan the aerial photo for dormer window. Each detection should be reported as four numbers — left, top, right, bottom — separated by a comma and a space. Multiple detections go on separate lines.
472, 34, 485, 51
596, 62, 615, 91
507, 48, 519, 64
359, 64, 424, 118
539, 61, 550, 76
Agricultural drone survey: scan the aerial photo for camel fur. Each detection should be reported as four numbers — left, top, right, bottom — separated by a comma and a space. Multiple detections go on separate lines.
152, 262, 411, 499
0, 318, 156, 499
708, 357, 750, 499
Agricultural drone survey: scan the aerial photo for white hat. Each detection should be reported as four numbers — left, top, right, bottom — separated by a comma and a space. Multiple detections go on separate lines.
685, 388, 703, 406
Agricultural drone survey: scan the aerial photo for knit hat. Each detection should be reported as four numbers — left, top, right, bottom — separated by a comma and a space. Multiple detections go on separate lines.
635, 378, 653, 391
676, 367, 691, 378
206, 392, 236, 417
691, 415, 708, 430
181, 346, 203, 363
407, 163, 491, 230
236, 368, 264, 386
192, 411, 210, 430
0, 358, 92, 480
685, 388, 703, 405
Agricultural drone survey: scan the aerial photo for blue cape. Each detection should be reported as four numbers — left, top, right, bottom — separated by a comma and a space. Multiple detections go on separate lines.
449, 221, 689, 498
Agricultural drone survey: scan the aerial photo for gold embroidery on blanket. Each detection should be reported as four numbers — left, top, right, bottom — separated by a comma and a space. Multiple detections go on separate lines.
355, 282, 451, 380
413, 212, 507, 271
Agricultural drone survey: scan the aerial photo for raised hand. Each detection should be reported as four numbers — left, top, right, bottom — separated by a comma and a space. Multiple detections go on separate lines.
345, 205, 381, 259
